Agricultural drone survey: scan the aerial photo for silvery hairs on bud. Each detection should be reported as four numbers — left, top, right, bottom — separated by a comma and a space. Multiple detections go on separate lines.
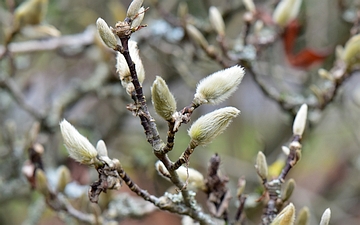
151, 76, 177, 121
193, 65, 245, 105
188, 107, 240, 146
59, 119, 98, 165
96, 18, 117, 49
116, 40, 145, 87
131, 7, 145, 29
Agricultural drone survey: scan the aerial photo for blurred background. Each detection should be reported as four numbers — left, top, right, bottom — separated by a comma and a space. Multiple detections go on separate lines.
1, 0, 360, 224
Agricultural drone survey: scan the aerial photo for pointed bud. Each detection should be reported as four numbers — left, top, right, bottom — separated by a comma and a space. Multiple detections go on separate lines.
341, 34, 360, 66
270, 203, 295, 225
209, 7, 225, 36
116, 40, 145, 89
186, 24, 209, 49
243, 0, 256, 14
155, 161, 205, 191
35, 169, 49, 196
126, 0, 144, 20
273, 0, 303, 27
96, 18, 117, 50
188, 107, 240, 146
293, 104, 308, 137
295, 207, 309, 225
282, 179, 295, 202
96, 140, 108, 157
13, 0, 48, 31
131, 7, 145, 28
193, 65, 245, 105
151, 76, 177, 120
237, 177, 246, 196
56, 165, 71, 193
256, 151, 268, 180
59, 119, 98, 165
319, 208, 331, 225
282, 146, 290, 155
177, 2, 188, 19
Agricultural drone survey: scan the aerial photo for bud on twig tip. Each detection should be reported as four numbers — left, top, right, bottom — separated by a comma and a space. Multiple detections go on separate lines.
293, 104, 308, 137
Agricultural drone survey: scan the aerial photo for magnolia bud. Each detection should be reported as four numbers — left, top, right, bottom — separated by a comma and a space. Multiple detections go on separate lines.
96, 18, 117, 50
270, 203, 295, 225
56, 165, 71, 193
243, 0, 256, 14
237, 177, 246, 196
282, 146, 290, 155
13, 0, 48, 31
188, 107, 240, 146
256, 151, 268, 180
151, 76, 177, 120
293, 104, 308, 137
131, 7, 145, 29
186, 24, 209, 49
35, 169, 49, 196
96, 140, 108, 157
319, 208, 331, 225
209, 7, 225, 36
126, 0, 144, 20
318, 68, 333, 81
59, 119, 98, 165
341, 34, 360, 66
295, 207, 309, 225
193, 65, 245, 105
282, 178, 295, 202
177, 2, 188, 19
116, 40, 145, 89
155, 161, 205, 191
273, 0, 303, 28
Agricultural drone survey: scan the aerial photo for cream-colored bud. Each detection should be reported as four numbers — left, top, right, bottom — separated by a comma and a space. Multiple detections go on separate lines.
282, 178, 295, 202
177, 2, 188, 19
237, 177, 246, 196
59, 119, 98, 165
319, 208, 331, 225
155, 161, 205, 191
270, 203, 295, 225
96, 18, 117, 49
293, 104, 308, 136
96, 140, 108, 157
209, 7, 225, 36
256, 151, 268, 180
131, 7, 145, 28
151, 76, 177, 120
127, 0, 144, 20
186, 24, 209, 49
13, 0, 48, 31
116, 40, 145, 88
273, 0, 303, 27
295, 207, 309, 225
341, 34, 360, 65
193, 65, 245, 105
318, 68, 333, 81
243, 0, 256, 14
188, 107, 240, 146
35, 169, 49, 196
56, 165, 71, 193
282, 146, 290, 155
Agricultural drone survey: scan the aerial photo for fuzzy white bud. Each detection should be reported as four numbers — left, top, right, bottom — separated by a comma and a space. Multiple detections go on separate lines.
188, 107, 240, 146
116, 40, 145, 92
270, 203, 295, 225
126, 0, 144, 20
273, 0, 303, 27
186, 24, 209, 49
341, 34, 360, 66
59, 119, 98, 165
131, 6, 145, 28
292, 104, 308, 136
151, 76, 177, 120
282, 146, 290, 155
96, 18, 117, 49
243, 0, 256, 14
193, 65, 245, 105
209, 7, 225, 36
155, 161, 205, 191
319, 208, 331, 225
256, 151, 268, 180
